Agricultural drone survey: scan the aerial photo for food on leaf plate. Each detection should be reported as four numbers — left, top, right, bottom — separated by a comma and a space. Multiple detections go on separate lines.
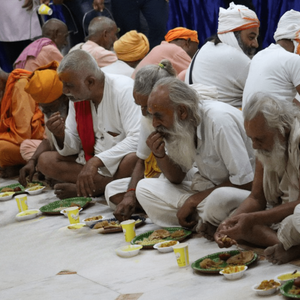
257, 279, 281, 290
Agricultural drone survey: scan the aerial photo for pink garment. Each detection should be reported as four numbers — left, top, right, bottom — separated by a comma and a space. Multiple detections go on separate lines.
177, 69, 187, 81
20, 139, 42, 161
23, 44, 63, 72
14, 38, 56, 69
70, 40, 117, 67
132, 41, 191, 79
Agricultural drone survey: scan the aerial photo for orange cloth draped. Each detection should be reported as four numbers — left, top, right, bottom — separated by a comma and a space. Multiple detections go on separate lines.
0, 69, 45, 145
74, 101, 95, 162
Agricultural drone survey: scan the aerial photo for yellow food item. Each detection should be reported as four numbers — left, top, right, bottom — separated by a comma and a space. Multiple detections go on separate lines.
120, 246, 141, 252
18, 210, 38, 216
68, 224, 85, 229
257, 280, 280, 290
200, 258, 224, 269
1, 188, 14, 192
222, 265, 245, 274
85, 215, 103, 222
28, 185, 43, 191
93, 220, 120, 229
159, 241, 177, 248
26, 183, 40, 188
289, 285, 300, 295
0, 193, 11, 197
170, 229, 185, 238
278, 272, 300, 281
135, 239, 166, 246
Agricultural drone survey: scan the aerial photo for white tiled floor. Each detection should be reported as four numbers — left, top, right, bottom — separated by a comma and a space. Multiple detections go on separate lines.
0, 178, 298, 300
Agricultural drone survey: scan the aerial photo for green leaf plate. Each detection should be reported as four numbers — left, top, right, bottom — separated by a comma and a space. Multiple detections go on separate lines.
280, 280, 300, 298
0, 183, 25, 193
191, 250, 258, 274
39, 197, 92, 215
130, 227, 192, 249
0, 181, 45, 195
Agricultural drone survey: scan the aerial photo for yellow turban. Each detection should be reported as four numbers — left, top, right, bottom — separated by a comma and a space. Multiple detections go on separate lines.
165, 27, 199, 44
114, 30, 150, 62
24, 60, 63, 104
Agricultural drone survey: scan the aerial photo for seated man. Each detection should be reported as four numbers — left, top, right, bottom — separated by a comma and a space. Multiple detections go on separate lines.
102, 30, 150, 77
105, 59, 176, 221
132, 27, 199, 79
136, 77, 255, 231
69, 16, 118, 67
37, 49, 141, 199
214, 96, 300, 264
243, 9, 300, 108
14, 18, 68, 71
0, 68, 45, 178
185, 2, 260, 108
18, 61, 69, 187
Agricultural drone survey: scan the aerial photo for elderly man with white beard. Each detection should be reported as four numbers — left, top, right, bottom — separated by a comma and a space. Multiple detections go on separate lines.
214, 96, 300, 264
135, 77, 255, 232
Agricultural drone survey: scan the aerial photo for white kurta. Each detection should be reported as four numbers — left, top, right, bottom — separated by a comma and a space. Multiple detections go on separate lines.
243, 44, 300, 109
185, 41, 250, 108
136, 101, 255, 229
102, 60, 134, 78
54, 73, 141, 177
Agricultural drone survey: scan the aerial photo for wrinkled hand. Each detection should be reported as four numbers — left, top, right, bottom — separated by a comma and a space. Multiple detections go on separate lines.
19, 160, 36, 187
146, 131, 165, 158
176, 198, 198, 228
93, 0, 105, 12
76, 157, 99, 197
46, 112, 65, 137
113, 193, 136, 222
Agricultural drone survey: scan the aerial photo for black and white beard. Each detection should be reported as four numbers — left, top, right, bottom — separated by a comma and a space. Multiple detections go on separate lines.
235, 32, 256, 59
156, 114, 196, 172
255, 136, 287, 177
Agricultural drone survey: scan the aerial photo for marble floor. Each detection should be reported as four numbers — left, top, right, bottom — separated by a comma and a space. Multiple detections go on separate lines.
0, 177, 298, 300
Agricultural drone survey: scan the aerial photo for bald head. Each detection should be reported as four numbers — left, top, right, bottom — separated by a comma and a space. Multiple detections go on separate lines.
86, 17, 118, 50
42, 18, 68, 51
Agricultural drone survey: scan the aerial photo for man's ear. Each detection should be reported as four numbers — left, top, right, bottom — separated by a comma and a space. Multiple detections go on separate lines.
177, 104, 188, 120
84, 75, 95, 90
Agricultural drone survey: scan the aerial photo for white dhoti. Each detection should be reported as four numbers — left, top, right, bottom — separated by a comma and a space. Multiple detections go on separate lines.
136, 178, 250, 231
277, 204, 300, 250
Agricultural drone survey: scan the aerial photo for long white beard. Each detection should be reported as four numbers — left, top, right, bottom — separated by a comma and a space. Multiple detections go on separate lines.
255, 136, 287, 177
158, 115, 196, 172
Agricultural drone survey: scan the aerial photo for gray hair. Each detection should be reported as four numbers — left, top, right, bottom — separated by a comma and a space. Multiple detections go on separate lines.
243, 94, 297, 135
87, 16, 116, 38
57, 49, 99, 78
42, 18, 67, 37
153, 77, 202, 127
134, 59, 176, 96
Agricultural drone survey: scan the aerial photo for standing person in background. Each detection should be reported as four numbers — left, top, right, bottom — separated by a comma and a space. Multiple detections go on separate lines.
0, 0, 42, 72
110, 0, 169, 50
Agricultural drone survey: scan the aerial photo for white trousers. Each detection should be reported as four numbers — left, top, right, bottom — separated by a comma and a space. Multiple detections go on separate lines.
136, 178, 250, 231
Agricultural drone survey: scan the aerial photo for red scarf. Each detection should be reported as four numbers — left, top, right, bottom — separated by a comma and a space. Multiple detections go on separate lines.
74, 101, 95, 161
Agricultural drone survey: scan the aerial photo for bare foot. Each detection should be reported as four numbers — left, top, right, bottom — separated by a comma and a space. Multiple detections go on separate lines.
264, 243, 300, 264
0, 165, 23, 178
199, 222, 217, 241
54, 183, 77, 199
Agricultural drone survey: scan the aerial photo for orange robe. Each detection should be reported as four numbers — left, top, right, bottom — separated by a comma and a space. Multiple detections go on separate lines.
0, 69, 45, 167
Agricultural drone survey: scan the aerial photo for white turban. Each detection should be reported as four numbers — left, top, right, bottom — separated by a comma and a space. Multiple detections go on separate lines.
274, 9, 300, 54
217, 2, 259, 52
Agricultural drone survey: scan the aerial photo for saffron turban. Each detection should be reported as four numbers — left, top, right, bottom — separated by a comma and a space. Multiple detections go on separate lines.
218, 2, 260, 34
24, 61, 63, 104
165, 27, 199, 44
274, 10, 300, 42
114, 30, 150, 61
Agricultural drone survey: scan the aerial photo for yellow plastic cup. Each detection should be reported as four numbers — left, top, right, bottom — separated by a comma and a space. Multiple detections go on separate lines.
65, 207, 80, 224
120, 219, 136, 242
15, 195, 28, 212
38, 4, 53, 15
172, 243, 189, 267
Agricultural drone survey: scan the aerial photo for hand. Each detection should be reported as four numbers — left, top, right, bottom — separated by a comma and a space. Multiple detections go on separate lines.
46, 112, 65, 138
76, 157, 100, 197
22, 0, 33, 10
93, 0, 105, 12
19, 160, 36, 187
113, 192, 136, 222
176, 198, 198, 228
146, 131, 165, 158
